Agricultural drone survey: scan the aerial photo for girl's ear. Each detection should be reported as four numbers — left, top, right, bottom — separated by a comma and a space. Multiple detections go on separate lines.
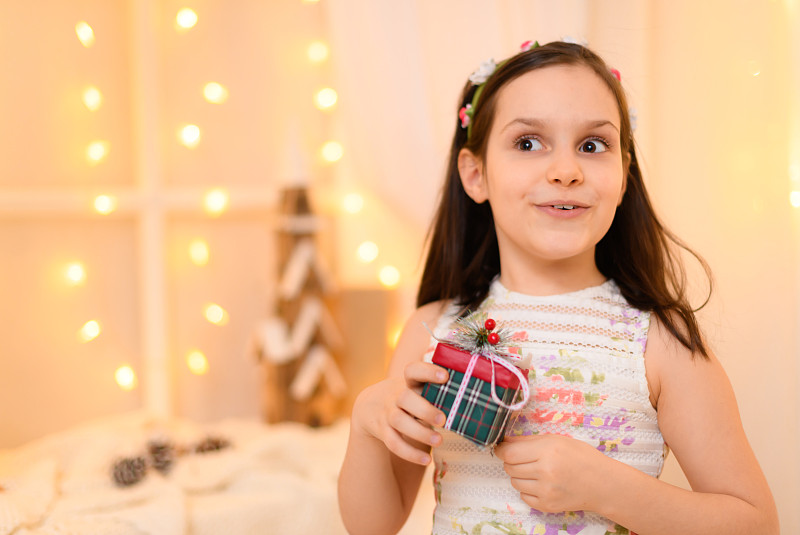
458, 148, 488, 203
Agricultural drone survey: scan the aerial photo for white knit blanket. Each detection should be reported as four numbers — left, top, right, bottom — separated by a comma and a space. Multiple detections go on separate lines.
0, 412, 434, 535
0, 412, 354, 535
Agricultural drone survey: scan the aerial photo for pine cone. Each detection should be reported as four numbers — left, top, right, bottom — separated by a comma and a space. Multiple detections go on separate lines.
194, 435, 231, 453
147, 439, 175, 474
112, 456, 147, 487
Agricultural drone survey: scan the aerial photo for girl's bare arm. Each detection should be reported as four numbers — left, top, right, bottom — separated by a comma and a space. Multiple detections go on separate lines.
338, 302, 447, 535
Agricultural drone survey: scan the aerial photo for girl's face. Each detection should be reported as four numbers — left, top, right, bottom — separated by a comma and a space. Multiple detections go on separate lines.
459, 64, 626, 290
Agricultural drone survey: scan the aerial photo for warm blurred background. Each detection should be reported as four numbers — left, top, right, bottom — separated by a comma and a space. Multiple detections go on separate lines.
0, 0, 797, 532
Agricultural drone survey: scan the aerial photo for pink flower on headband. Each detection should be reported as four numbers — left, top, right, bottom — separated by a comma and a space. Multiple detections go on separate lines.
610, 68, 621, 81
459, 104, 473, 128
520, 40, 540, 52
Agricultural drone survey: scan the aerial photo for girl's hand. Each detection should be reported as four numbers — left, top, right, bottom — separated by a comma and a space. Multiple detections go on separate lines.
352, 361, 448, 466
494, 434, 609, 513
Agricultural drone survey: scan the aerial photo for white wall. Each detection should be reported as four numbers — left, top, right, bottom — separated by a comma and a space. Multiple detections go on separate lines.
1, 0, 797, 531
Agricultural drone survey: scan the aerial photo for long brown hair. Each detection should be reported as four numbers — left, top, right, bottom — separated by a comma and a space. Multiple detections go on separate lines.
417, 41, 712, 358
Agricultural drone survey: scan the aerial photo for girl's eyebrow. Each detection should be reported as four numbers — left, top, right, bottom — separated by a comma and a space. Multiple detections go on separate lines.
500, 117, 620, 134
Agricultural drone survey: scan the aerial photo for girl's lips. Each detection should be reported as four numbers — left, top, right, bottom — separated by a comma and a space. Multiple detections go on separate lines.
535, 203, 589, 218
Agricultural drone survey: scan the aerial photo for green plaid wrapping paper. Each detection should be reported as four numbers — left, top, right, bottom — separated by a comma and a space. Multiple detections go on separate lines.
422, 361, 522, 447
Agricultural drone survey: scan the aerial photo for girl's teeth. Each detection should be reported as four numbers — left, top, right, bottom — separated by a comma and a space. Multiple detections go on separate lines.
553, 205, 576, 210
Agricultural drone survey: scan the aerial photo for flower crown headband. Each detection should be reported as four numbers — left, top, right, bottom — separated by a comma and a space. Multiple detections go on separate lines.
458, 39, 635, 139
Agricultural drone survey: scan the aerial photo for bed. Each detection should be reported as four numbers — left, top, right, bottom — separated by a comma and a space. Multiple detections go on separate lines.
0, 411, 433, 534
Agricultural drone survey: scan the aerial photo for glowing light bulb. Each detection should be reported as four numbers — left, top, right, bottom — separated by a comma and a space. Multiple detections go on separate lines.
342, 193, 364, 214
307, 41, 329, 63
94, 195, 117, 215
78, 320, 101, 342
179, 124, 201, 148
189, 239, 210, 265
204, 188, 229, 216
204, 303, 229, 325
65, 262, 86, 285
378, 265, 401, 288
357, 241, 379, 263
203, 82, 229, 104
314, 88, 338, 110
86, 141, 110, 164
186, 349, 209, 375
115, 365, 137, 390
321, 141, 343, 162
790, 190, 800, 208
75, 21, 95, 47
176, 8, 198, 31
82, 87, 102, 111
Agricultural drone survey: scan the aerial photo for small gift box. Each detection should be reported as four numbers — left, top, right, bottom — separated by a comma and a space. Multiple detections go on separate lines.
421, 318, 529, 447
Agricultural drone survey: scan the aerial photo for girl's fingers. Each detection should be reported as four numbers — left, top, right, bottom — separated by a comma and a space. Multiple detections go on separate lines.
387, 406, 442, 452
383, 426, 432, 466
397, 386, 446, 429
404, 361, 448, 389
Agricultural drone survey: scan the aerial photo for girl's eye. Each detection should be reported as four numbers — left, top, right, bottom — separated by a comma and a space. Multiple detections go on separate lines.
579, 138, 609, 153
516, 137, 543, 152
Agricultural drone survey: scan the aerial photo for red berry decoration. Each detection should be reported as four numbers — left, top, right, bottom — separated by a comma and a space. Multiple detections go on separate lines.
484, 318, 496, 331
487, 332, 500, 345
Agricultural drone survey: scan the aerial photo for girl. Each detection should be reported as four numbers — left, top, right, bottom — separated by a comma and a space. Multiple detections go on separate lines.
338, 41, 778, 535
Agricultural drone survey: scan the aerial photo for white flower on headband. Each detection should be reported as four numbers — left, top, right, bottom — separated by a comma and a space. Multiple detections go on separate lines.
562, 35, 588, 46
468, 59, 497, 85
629, 107, 638, 131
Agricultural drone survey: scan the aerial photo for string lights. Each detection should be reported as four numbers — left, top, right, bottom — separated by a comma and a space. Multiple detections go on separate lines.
93, 195, 117, 215
62, 1, 405, 399
75, 21, 95, 47
175, 8, 198, 31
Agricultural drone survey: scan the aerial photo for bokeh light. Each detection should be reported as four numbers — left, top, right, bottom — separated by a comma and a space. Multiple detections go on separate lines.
179, 124, 201, 148
94, 195, 117, 215
186, 349, 209, 375
342, 193, 364, 214
378, 265, 400, 288
203, 82, 229, 104
189, 239, 210, 265
86, 141, 110, 164
78, 320, 101, 342
176, 8, 198, 31
115, 365, 137, 391
314, 88, 338, 110
82, 87, 102, 111
65, 262, 86, 286
321, 141, 343, 162
75, 21, 95, 47
307, 41, 329, 63
357, 241, 379, 263
204, 188, 229, 216
204, 303, 229, 325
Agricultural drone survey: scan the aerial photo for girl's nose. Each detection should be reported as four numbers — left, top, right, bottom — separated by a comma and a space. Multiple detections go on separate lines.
545, 149, 583, 186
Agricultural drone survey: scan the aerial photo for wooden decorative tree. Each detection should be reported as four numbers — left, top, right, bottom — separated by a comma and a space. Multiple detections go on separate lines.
249, 184, 346, 426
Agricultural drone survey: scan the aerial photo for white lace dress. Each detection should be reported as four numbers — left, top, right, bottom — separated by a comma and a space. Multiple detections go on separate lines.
423, 278, 665, 535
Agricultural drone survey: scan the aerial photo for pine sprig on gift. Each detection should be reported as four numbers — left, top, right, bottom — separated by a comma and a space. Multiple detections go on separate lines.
447, 314, 513, 356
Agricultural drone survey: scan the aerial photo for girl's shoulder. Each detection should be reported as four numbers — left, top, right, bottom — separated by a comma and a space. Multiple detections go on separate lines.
643, 313, 708, 409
